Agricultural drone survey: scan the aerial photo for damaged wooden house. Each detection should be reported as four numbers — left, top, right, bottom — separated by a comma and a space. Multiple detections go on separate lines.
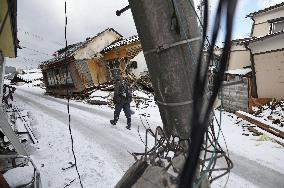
101, 35, 142, 79
41, 30, 147, 96
40, 28, 123, 96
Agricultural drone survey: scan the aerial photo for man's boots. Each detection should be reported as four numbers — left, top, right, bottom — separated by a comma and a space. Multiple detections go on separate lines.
110, 117, 118, 125
126, 118, 131, 130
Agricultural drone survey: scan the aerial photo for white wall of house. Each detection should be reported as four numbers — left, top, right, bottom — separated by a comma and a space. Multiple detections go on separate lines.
130, 51, 148, 78
227, 44, 251, 70
252, 6, 284, 37
74, 30, 122, 60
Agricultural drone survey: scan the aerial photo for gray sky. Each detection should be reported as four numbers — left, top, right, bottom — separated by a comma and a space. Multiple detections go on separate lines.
5, 0, 282, 69
6, 0, 136, 69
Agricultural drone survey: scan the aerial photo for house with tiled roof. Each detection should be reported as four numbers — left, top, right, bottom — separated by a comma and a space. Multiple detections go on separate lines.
40, 28, 123, 96
243, 2, 284, 99
101, 35, 142, 79
228, 3, 284, 97
221, 2, 284, 112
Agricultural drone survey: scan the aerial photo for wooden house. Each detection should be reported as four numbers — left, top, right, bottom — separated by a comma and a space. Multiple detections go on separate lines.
40, 28, 122, 96
101, 35, 142, 79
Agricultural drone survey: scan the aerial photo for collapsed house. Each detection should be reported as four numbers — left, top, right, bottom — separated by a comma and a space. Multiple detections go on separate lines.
221, 2, 284, 112
40, 28, 123, 96
40, 29, 148, 96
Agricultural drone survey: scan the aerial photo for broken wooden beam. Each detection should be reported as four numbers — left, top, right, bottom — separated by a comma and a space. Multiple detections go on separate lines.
87, 100, 108, 105
236, 111, 284, 139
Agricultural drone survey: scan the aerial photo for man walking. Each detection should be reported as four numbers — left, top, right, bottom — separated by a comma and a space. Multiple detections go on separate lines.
110, 77, 132, 129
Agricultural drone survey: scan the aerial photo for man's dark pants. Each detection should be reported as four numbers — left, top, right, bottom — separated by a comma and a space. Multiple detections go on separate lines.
114, 100, 131, 125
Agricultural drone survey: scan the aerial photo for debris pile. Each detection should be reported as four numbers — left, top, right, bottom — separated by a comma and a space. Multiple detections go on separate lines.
232, 100, 284, 146
116, 121, 233, 187
252, 99, 284, 129
86, 74, 154, 108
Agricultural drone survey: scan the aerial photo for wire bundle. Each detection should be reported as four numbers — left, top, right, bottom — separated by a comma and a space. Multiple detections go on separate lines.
179, 0, 238, 187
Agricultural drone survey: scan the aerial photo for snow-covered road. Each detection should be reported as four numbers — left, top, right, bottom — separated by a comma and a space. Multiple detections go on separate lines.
13, 86, 284, 188
217, 151, 284, 188
14, 87, 157, 187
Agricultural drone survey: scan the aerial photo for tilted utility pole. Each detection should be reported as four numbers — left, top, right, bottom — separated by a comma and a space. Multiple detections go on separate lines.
128, 0, 200, 139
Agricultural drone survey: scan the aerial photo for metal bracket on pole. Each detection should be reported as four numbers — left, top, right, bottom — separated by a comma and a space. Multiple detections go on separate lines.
144, 37, 201, 55
0, 107, 27, 156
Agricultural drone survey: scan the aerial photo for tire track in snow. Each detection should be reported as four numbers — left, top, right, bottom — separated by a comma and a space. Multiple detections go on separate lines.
17, 88, 284, 187
217, 151, 284, 188
15, 92, 144, 172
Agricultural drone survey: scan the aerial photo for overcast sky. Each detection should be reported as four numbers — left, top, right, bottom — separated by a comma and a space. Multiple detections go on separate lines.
5, 0, 283, 69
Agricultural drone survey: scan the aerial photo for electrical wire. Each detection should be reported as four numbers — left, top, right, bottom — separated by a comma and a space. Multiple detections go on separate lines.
64, 1, 84, 187
179, 0, 237, 187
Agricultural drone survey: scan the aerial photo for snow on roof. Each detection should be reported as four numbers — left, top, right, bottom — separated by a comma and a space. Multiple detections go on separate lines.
17, 69, 43, 82
103, 35, 139, 52
246, 2, 284, 17
23, 69, 42, 74
239, 30, 284, 44
41, 28, 122, 66
225, 68, 252, 75
131, 51, 145, 62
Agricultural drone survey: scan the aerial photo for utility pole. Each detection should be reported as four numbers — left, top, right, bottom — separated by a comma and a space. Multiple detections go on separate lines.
128, 0, 200, 139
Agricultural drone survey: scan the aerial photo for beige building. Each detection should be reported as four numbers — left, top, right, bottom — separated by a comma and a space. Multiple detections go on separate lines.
245, 2, 284, 99
248, 2, 284, 37
227, 39, 251, 70
226, 2, 284, 99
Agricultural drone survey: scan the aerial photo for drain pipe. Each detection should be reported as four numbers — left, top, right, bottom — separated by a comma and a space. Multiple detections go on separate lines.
244, 43, 258, 98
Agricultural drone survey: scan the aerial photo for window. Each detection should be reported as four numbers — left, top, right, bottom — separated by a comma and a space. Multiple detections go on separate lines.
107, 60, 121, 80
46, 66, 73, 86
271, 20, 284, 33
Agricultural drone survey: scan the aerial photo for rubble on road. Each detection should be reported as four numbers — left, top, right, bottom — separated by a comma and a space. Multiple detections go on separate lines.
86, 75, 155, 109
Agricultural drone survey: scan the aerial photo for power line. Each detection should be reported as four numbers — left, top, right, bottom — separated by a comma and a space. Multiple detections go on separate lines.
18, 29, 64, 46
179, 0, 237, 187
20, 46, 50, 56
64, 1, 84, 187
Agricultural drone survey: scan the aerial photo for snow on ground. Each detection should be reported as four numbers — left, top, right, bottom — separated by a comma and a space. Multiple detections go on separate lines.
211, 172, 258, 188
18, 69, 43, 82
214, 110, 284, 173
251, 100, 284, 132
10, 84, 284, 187
225, 68, 252, 75
13, 85, 161, 187
4, 165, 34, 187
237, 110, 284, 133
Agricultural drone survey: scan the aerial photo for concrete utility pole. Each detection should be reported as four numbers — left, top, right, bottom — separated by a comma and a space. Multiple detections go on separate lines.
129, 0, 200, 139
